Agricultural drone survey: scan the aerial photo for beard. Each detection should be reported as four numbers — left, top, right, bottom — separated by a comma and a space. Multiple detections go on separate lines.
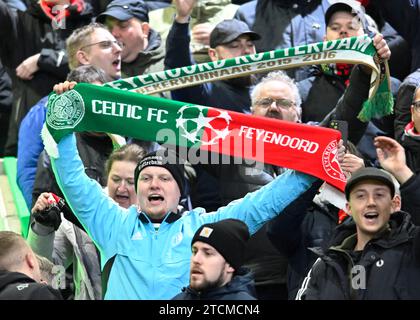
190, 271, 228, 292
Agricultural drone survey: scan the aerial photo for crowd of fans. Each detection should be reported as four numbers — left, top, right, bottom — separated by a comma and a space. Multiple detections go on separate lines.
1, 0, 420, 300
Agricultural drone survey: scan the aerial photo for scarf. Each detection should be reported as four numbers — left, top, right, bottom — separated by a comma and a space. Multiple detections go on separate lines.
40, 0, 85, 22
42, 36, 392, 192
105, 35, 392, 122
404, 121, 420, 140
320, 63, 353, 86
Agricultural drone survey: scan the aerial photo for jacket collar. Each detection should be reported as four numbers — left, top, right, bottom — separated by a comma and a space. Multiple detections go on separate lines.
138, 211, 182, 224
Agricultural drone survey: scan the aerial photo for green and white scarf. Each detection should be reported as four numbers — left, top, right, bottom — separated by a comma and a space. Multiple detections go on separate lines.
42, 35, 392, 191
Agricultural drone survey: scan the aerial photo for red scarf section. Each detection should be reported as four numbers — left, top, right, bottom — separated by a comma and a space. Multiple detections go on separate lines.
40, 0, 84, 22
404, 121, 420, 138
200, 109, 347, 191
356, 0, 370, 7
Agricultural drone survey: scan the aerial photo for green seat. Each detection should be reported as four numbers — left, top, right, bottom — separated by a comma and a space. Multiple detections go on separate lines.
3, 157, 30, 238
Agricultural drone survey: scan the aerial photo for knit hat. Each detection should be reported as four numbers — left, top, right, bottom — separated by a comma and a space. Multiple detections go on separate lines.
134, 149, 185, 197
192, 219, 250, 270
345, 167, 395, 200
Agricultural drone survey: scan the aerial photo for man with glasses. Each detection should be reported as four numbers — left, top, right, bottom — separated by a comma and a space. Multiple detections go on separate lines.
66, 23, 123, 81
251, 72, 302, 124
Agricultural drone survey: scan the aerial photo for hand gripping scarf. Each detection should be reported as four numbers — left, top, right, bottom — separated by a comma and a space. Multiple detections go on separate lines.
42, 35, 392, 191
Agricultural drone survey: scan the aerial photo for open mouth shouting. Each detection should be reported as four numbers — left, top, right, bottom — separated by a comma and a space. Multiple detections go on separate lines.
363, 212, 379, 224
148, 194, 164, 205
112, 58, 121, 71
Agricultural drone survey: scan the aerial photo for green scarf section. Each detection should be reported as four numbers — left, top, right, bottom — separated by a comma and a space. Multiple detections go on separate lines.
42, 35, 392, 159
41, 35, 393, 190
103, 35, 392, 122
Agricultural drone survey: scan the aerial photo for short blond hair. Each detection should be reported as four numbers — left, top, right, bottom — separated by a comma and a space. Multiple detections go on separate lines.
66, 22, 108, 70
0, 231, 29, 270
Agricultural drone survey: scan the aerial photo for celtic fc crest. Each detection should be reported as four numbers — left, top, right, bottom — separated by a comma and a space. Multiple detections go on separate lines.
47, 90, 85, 130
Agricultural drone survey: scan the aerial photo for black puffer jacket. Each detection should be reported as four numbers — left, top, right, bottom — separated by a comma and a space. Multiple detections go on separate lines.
0, 271, 62, 300
298, 211, 420, 300
172, 268, 256, 300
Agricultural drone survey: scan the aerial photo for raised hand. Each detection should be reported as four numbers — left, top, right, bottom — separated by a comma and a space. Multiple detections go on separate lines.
174, 0, 197, 23
372, 33, 391, 61
374, 136, 413, 184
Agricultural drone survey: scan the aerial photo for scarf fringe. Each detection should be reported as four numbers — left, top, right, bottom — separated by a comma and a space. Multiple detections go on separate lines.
41, 124, 59, 159
358, 91, 393, 122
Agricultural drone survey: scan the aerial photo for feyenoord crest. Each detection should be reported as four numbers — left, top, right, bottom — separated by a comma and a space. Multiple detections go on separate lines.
47, 90, 85, 130
175, 105, 231, 145
322, 140, 346, 182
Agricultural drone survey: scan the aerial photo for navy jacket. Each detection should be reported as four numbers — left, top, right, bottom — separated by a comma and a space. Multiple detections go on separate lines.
172, 268, 256, 300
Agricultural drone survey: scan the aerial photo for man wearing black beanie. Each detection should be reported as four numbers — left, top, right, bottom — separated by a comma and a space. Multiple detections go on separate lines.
173, 219, 256, 300
47, 83, 319, 299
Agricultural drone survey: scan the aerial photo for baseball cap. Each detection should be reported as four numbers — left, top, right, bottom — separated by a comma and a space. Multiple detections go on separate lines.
325, 0, 365, 26
345, 167, 395, 200
96, 0, 149, 23
209, 19, 261, 48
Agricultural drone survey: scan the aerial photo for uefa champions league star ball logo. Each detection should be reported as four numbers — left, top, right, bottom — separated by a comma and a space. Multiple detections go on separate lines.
176, 105, 232, 145
47, 90, 85, 130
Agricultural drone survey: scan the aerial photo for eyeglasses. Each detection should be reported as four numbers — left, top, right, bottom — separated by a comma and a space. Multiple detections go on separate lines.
254, 98, 296, 109
80, 40, 124, 51
412, 101, 420, 112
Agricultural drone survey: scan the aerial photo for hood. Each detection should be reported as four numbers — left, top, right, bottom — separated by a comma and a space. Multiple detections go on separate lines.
0, 270, 35, 290
183, 267, 256, 299
122, 29, 165, 77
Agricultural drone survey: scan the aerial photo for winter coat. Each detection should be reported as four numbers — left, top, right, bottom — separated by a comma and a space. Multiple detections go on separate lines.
149, 0, 238, 63
27, 218, 102, 300
234, 0, 329, 81
121, 29, 165, 78
172, 268, 256, 300
372, 0, 420, 73
50, 133, 316, 299
32, 132, 114, 230
17, 96, 47, 208
0, 271, 62, 300
0, 0, 93, 156
296, 211, 420, 300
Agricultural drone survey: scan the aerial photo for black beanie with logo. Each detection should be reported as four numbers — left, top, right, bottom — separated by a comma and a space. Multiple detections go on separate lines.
134, 149, 185, 197
192, 219, 250, 271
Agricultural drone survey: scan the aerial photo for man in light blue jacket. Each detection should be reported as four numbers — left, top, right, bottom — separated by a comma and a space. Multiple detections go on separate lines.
50, 133, 319, 300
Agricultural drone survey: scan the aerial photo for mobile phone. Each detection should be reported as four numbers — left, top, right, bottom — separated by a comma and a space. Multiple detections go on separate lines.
329, 120, 348, 147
